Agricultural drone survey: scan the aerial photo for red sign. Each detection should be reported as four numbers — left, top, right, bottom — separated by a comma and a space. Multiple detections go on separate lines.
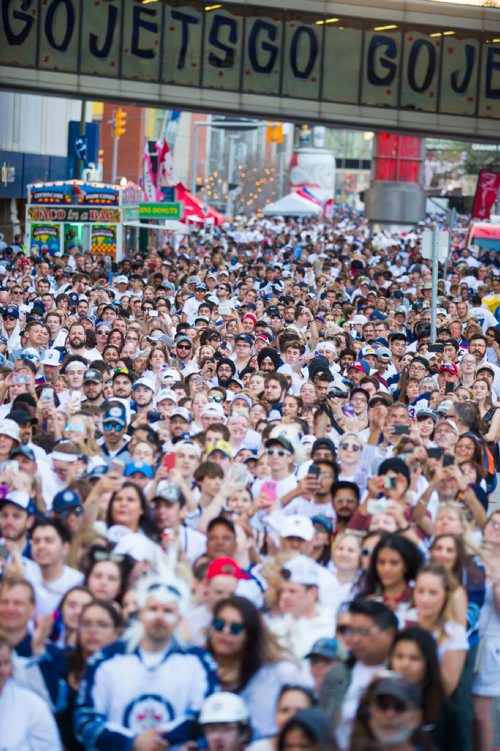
472, 170, 500, 220
28, 206, 121, 223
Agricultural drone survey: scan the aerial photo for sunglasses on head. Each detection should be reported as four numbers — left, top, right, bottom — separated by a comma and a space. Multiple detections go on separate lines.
212, 617, 245, 636
93, 550, 125, 564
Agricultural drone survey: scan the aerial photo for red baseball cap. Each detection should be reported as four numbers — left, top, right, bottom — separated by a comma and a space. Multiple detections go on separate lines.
439, 362, 459, 376
206, 557, 249, 580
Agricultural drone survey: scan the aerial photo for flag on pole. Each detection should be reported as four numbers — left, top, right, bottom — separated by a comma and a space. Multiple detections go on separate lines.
156, 137, 178, 189
143, 141, 156, 202
472, 169, 500, 220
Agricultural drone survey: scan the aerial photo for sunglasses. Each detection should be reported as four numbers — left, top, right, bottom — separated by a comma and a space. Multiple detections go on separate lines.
103, 422, 124, 431
65, 424, 85, 433
340, 443, 361, 452
360, 547, 374, 557
3, 316, 16, 321
212, 617, 245, 636
57, 506, 83, 519
209, 395, 223, 403
265, 448, 290, 457
177, 344, 191, 350
374, 695, 409, 714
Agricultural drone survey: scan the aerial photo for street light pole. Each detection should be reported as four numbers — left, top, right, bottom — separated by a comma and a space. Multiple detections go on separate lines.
430, 224, 439, 344
112, 133, 119, 183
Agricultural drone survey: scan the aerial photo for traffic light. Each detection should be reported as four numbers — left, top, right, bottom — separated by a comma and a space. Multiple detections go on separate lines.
266, 123, 283, 144
114, 108, 127, 138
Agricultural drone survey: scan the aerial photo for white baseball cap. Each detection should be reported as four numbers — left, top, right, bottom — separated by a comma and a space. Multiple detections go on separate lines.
199, 692, 249, 725
280, 515, 315, 542
157, 389, 178, 404
0, 419, 20, 442
41, 349, 61, 366
282, 554, 319, 586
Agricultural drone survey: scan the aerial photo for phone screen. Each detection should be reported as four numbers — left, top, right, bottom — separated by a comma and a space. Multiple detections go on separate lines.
308, 464, 320, 478
163, 452, 176, 472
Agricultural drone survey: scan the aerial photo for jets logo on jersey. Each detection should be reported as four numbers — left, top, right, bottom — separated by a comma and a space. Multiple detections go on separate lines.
124, 694, 174, 731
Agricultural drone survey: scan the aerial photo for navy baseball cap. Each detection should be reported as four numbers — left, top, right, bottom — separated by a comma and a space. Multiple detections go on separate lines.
52, 489, 82, 515
2, 305, 19, 318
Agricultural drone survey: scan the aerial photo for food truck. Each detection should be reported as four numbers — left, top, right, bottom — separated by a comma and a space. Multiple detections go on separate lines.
25, 180, 142, 261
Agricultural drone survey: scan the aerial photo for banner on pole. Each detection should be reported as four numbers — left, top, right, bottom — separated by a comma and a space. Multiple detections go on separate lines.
472, 170, 500, 221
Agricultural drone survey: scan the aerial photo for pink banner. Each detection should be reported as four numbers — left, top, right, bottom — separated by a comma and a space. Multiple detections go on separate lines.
472, 169, 500, 220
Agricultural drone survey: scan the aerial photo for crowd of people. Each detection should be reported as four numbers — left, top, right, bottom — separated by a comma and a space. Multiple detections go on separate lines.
0, 210, 499, 751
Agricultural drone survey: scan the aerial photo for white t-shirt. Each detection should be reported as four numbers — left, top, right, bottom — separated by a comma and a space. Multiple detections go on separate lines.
25, 564, 84, 616
0, 680, 62, 751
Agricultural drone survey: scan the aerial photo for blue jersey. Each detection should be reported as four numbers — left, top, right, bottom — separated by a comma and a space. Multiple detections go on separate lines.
75, 637, 218, 751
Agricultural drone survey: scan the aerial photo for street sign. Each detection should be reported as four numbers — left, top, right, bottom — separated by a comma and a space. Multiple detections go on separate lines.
28, 206, 121, 223
422, 230, 449, 262
1, 0, 499, 140
138, 202, 184, 220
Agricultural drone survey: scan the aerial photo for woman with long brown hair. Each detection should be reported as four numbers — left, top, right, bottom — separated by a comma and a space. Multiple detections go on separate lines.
206, 595, 303, 741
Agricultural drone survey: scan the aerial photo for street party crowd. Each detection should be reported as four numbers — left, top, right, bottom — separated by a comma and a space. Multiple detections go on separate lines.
0, 210, 499, 751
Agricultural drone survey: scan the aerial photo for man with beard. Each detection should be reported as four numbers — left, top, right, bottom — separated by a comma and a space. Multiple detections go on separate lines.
66, 322, 101, 361
82, 368, 104, 406
112, 367, 134, 408
331, 481, 360, 536
366, 676, 424, 751
216, 358, 236, 388
75, 580, 217, 751
0, 490, 34, 559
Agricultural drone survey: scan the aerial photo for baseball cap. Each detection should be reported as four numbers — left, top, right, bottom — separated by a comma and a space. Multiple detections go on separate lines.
305, 638, 339, 661
281, 552, 318, 583
157, 389, 178, 404
52, 489, 82, 515
169, 407, 191, 423
206, 557, 250, 581
103, 403, 127, 427
348, 360, 369, 373
9, 445, 36, 462
375, 346, 392, 361
373, 675, 421, 709
207, 439, 232, 458
0, 490, 34, 513
41, 349, 62, 366
2, 305, 19, 319
0, 419, 20, 442
265, 435, 294, 454
84, 368, 102, 383
112, 367, 134, 382
202, 403, 225, 419
416, 407, 438, 423
124, 461, 154, 479
174, 439, 201, 458
439, 362, 459, 376
132, 376, 156, 392
280, 516, 315, 542
114, 275, 129, 285
7, 410, 37, 427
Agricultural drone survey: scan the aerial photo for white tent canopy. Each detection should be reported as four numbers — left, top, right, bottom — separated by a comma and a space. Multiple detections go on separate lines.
262, 191, 322, 217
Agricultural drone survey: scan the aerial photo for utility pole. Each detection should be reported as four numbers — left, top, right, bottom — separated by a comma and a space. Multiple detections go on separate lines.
77, 99, 87, 179
430, 224, 440, 344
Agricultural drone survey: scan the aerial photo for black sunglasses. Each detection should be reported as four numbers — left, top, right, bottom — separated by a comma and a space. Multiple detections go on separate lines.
212, 617, 245, 636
